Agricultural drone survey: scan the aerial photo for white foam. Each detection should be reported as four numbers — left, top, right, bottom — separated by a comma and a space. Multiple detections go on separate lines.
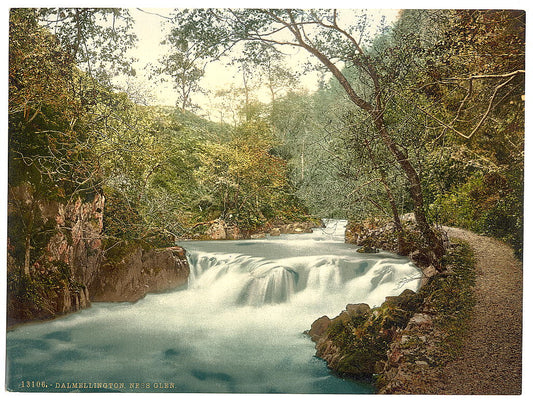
6, 219, 420, 393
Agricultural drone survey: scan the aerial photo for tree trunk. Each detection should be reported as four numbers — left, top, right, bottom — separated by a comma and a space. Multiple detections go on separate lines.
242, 66, 251, 121
289, 22, 444, 262
23, 234, 31, 277
23, 207, 35, 277
373, 114, 445, 261
362, 137, 405, 254
300, 134, 306, 181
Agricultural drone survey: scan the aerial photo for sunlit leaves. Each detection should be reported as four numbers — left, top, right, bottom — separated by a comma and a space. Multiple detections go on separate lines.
195, 119, 299, 229
36, 8, 137, 82
9, 9, 98, 197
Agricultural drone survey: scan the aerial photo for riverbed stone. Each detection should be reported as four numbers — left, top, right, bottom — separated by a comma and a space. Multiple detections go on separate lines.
270, 228, 281, 236
346, 303, 371, 316
307, 315, 331, 342
207, 219, 227, 240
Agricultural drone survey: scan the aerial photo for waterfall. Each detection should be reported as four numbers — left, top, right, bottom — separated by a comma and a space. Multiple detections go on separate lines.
183, 219, 420, 310
6, 219, 421, 394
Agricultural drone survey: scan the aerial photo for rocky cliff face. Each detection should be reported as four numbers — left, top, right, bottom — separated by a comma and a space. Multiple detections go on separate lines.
7, 185, 104, 325
43, 192, 105, 290
7, 184, 190, 327
90, 246, 189, 302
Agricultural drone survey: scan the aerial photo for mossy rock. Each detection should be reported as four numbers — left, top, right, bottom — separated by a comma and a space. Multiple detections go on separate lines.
357, 245, 379, 253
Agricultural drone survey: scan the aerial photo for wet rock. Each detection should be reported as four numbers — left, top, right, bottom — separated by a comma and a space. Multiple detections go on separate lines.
269, 228, 281, 236
384, 289, 417, 311
346, 303, 371, 316
225, 225, 242, 240
278, 221, 315, 234
90, 246, 189, 302
421, 265, 438, 287
206, 219, 227, 240
409, 250, 434, 268
307, 315, 331, 342
357, 245, 379, 253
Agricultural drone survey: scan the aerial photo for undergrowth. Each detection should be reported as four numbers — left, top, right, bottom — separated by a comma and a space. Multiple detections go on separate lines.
418, 240, 477, 361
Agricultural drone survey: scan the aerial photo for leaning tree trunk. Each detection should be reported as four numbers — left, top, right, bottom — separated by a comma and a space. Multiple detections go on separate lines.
22, 201, 36, 277
297, 36, 445, 263
373, 114, 445, 262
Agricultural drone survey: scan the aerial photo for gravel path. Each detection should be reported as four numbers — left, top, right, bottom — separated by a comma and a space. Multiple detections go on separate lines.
436, 227, 523, 394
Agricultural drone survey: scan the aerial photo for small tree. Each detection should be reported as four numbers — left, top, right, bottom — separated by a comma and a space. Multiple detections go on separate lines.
154, 34, 206, 111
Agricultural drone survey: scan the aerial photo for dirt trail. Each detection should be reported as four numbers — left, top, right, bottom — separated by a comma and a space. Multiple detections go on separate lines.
434, 227, 523, 394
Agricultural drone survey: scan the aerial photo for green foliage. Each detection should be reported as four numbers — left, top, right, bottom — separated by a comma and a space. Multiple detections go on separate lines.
194, 119, 307, 230
337, 9, 523, 256
9, 9, 98, 199
417, 242, 476, 360
36, 8, 137, 81
421, 243, 476, 319
9, 7, 524, 260
433, 170, 523, 257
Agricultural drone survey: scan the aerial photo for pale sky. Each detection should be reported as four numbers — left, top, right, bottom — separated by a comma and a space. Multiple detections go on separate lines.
120, 8, 401, 117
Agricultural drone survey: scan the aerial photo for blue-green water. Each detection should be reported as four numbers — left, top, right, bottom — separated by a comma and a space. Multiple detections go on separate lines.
6, 220, 420, 393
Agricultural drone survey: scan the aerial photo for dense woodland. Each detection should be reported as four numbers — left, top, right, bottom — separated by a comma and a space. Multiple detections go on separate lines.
8, 7, 525, 284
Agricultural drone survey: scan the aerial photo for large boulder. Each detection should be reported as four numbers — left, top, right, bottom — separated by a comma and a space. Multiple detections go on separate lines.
90, 245, 189, 302
206, 219, 227, 240
307, 293, 418, 379
307, 315, 331, 342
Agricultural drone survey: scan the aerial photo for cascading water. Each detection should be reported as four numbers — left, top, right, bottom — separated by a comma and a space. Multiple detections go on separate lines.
6, 219, 421, 393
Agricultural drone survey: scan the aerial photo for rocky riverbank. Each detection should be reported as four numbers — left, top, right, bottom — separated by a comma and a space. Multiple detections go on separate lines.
6, 184, 191, 328
186, 218, 319, 240
307, 219, 482, 393
6, 184, 317, 328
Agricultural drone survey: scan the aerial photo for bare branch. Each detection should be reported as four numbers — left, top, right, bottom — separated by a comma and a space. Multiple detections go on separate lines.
442, 69, 525, 82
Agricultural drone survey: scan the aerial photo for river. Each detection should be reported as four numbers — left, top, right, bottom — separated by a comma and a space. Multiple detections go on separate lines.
6, 219, 421, 393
